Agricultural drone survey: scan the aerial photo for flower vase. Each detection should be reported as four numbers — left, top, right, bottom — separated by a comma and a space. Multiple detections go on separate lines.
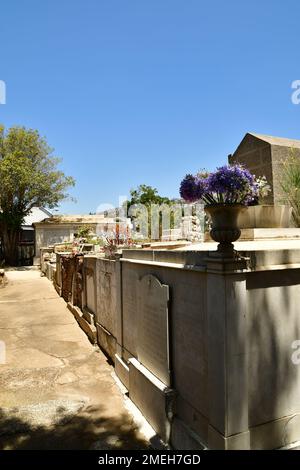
205, 204, 246, 254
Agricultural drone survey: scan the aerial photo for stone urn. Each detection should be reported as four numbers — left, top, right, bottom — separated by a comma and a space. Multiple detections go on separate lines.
205, 204, 246, 254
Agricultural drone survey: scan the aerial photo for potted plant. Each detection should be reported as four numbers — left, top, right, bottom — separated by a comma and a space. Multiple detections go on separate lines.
180, 165, 269, 254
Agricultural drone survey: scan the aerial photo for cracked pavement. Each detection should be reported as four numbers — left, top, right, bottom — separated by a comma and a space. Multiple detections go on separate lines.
0, 269, 148, 450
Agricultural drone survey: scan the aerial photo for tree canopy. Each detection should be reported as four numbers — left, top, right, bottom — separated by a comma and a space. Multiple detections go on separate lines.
0, 125, 75, 264
126, 184, 175, 240
128, 184, 171, 207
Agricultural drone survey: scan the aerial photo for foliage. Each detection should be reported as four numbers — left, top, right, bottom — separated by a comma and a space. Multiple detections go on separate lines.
280, 149, 300, 227
180, 164, 270, 206
0, 125, 75, 264
128, 184, 170, 207
126, 184, 177, 238
74, 224, 93, 240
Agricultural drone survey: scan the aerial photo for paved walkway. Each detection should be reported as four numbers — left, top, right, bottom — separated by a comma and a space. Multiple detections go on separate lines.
0, 269, 148, 450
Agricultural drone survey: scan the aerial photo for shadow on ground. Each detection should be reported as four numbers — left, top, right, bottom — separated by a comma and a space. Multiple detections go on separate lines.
0, 404, 150, 450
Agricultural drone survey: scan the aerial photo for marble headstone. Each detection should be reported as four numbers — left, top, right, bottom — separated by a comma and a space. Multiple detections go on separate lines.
137, 274, 170, 386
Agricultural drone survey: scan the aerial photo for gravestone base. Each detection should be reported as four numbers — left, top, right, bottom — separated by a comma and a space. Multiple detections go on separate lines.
128, 358, 176, 443
171, 417, 207, 450
250, 413, 300, 450
67, 303, 97, 344
208, 425, 250, 450
115, 353, 129, 390
82, 307, 95, 324
96, 322, 116, 363
53, 280, 62, 296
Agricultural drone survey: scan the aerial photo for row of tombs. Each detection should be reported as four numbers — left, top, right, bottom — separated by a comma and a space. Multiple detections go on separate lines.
41, 246, 300, 450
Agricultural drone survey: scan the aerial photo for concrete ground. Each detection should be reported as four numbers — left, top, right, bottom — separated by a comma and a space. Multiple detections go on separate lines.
0, 269, 149, 450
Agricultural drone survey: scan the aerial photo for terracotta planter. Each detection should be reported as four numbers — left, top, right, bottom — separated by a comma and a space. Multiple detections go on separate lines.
205, 204, 246, 254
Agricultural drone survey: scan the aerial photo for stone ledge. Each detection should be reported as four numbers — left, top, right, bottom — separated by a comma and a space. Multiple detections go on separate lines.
171, 417, 207, 450
128, 358, 176, 444
115, 353, 129, 390
96, 322, 116, 363
67, 302, 97, 344
208, 425, 250, 450
250, 413, 300, 450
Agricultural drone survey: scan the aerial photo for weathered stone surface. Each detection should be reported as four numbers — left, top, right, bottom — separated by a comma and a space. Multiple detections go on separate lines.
122, 265, 139, 358
229, 132, 300, 205
115, 354, 129, 390
128, 358, 175, 443
67, 303, 97, 344
137, 274, 170, 386
120, 259, 208, 442
95, 259, 117, 336
96, 322, 116, 362
84, 256, 97, 314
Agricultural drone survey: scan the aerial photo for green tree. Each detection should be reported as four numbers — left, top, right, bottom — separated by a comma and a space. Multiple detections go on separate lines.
128, 184, 170, 207
126, 184, 175, 239
0, 125, 75, 265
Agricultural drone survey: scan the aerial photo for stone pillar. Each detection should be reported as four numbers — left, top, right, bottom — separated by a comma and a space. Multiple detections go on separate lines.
206, 253, 250, 449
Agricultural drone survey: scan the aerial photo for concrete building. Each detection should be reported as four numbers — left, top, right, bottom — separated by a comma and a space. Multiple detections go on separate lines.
34, 214, 130, 259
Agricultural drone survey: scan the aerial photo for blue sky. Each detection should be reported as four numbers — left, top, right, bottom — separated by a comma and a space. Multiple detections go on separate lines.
1, 0, 300, 213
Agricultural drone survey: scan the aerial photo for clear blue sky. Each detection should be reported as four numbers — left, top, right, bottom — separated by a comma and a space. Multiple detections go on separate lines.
1, 0, 300, 213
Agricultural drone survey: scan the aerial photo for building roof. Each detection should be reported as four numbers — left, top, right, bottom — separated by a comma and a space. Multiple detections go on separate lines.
23, 207, 52, 227
248, 132, 300, 148
34, 214, 121, 225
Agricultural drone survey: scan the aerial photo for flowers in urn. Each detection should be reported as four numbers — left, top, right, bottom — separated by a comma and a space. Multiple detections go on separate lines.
180, 164, 271, 254
180, 165, 269, 205
253, 176, 271, 204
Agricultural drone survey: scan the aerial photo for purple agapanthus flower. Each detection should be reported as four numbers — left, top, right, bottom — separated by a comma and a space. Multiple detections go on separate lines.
207, 165, 254, 192
179, 174, 206, 202
180, 164, 260, 205
206, 165, 256, 203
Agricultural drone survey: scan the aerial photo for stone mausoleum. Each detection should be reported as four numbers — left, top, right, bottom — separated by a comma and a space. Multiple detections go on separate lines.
229, 132, 300, 205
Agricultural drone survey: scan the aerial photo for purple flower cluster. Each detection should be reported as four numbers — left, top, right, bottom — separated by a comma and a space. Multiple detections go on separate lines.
179, 174, 206, 202
180, 164, 259, 206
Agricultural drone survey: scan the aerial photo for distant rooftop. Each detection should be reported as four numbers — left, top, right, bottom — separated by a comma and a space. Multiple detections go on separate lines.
248, 132, 300, 148
34, 214, 121, 225
23, 207, 52, 227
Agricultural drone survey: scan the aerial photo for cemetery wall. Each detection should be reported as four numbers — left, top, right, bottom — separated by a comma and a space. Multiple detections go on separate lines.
54, 248, 300, 449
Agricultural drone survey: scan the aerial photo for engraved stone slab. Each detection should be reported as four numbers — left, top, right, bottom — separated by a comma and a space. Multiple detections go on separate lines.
137, 274, 170, 386
122, 266, 139, 358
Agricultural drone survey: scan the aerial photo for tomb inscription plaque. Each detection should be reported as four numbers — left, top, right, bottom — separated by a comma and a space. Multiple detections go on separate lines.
137, 274, 170, 386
